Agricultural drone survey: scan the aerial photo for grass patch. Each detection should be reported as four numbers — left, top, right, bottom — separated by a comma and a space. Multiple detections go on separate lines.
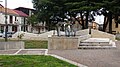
0, 55, 77, 67
24, 40, 48, 49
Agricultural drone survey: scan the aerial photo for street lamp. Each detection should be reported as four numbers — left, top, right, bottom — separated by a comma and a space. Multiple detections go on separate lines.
5, 0, 8, 41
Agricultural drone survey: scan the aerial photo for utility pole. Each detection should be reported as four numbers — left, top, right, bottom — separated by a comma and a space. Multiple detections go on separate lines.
5, 0, 8, 41
0, 1, 3, 13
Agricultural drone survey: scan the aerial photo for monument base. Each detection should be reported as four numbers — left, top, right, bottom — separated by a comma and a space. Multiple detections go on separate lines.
0, 41, 24, 50
48, 36, 79, 50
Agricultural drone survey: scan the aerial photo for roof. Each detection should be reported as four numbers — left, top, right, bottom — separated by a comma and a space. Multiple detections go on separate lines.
14, 10, 28, 17
0, 4, 4, 7
0, 7, 28, 17
15, 7, 35, 11
0, 7, 19, 16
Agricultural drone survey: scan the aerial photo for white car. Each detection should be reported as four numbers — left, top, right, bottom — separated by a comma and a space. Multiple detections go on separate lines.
0, 32, 3, 37
2, 32, 14, 38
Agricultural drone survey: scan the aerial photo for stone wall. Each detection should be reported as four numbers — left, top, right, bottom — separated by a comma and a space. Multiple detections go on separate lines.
0, 41, 24, 50
76, 29, 89, 36
48, 36, 79, 50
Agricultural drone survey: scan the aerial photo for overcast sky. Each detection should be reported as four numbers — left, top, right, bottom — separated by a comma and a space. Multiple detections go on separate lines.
0, 0, 33, 9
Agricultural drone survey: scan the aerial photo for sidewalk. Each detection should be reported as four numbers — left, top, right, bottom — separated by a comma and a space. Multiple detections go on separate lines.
0, 49, 47, 55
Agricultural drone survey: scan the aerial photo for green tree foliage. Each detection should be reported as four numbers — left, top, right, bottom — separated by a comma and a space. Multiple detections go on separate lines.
32, 0, 103, 29
32, 0, 67, 30
101, 0, 120, 33
28, 15, 38, 32
28, 15, 38, 25
65, 0, 103, 29
32, 0, 120, 32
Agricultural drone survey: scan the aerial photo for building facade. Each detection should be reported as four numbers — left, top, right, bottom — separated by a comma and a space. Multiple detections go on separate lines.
0, 5, 28, 33
15, 7, 47, 33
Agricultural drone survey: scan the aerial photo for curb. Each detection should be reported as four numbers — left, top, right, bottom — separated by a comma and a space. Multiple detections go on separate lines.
48, 54, 87, 67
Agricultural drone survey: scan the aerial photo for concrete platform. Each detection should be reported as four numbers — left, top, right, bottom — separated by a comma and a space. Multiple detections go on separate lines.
79, 38, 116, 49
48, 36, 79, 50
0, 41, 24, 50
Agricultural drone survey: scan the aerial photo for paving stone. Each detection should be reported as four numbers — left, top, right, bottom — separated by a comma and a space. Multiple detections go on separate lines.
18, 50, 46, 55
0, 50, 18, 54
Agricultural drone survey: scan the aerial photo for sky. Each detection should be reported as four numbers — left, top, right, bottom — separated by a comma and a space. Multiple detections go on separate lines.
0, 0, 33, 9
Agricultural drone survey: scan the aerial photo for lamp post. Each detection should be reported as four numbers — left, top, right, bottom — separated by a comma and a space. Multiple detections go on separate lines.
5, 0, 8, 41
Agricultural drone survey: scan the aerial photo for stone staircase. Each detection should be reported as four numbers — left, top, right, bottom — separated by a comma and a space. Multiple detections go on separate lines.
78, 38, 116, 49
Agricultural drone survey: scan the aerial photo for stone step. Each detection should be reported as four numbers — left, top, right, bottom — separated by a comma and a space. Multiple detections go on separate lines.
80, 38, 113, 46
80, 42, 111, 46
78, 45, 116, 49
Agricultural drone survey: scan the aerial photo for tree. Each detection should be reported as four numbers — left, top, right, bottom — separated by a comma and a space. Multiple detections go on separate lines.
65, 0, 102, 29
32, 0, 67, 30
101, 0, 120, 33
28, 14, 38, 32
32, 0, 120, 33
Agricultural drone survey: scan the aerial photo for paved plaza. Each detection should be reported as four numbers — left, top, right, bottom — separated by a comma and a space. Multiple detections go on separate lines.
48, 41, 120, 67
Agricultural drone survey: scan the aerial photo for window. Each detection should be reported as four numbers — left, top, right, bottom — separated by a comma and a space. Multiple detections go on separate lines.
15, 17, 17, 21
10, 16, 13, 23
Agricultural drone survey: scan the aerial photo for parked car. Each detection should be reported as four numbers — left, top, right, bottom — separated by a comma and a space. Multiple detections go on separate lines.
2, 32, 15, 38
0, 32, 3, 37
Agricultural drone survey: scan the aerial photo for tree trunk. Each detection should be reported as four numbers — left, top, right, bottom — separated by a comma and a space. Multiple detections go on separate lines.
115, 15, 118, 28
46, 20, 50, 31
103, 15, 109, 32
80, 11, 85, 29
109, 12, 112, 34
31, 27, 33, 33
85, 11, 89, 29
31, 24, 34, 33
103, 16, 107, 32
38, 27, 41, 34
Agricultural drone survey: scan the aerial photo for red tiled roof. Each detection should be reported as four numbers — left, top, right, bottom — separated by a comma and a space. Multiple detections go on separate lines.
13, 10, 28, 17
0, 4, 4, 7
0, 5, 28, 17
0, 7, 19, 15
